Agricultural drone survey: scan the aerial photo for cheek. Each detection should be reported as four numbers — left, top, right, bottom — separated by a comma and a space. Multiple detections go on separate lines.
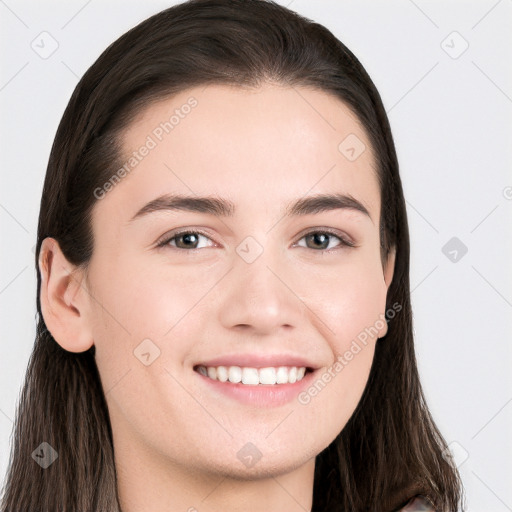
87, 254, 216, 381
296, 253, 386, 425
86, 258, 174, 387
86, 260, 207, 450
300, 251, 388, 345
89, 250, 194, 334
307, 342, 375, 443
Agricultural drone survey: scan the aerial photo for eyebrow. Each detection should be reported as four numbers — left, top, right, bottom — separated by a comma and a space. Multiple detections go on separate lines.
129, 192, 372, 222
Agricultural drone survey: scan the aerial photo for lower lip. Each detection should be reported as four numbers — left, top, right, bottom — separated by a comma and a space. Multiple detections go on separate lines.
195, 369, 316, 407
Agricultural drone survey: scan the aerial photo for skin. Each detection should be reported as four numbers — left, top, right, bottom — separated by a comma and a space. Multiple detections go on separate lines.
39, 83, 395, 512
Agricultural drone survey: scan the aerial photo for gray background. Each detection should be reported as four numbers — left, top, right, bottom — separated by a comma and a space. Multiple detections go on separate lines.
1, 1, 511, 510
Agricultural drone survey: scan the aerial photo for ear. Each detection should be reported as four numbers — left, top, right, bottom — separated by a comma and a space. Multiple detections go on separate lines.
39, 237, 94, 353
383, 245, 396, 290
378, 246, 396, 339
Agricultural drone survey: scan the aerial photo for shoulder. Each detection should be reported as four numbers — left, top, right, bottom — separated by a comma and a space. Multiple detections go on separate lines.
397, 495, 437, 511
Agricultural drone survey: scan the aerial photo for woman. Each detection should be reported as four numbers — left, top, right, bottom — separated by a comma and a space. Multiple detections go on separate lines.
0, 0, 464, 510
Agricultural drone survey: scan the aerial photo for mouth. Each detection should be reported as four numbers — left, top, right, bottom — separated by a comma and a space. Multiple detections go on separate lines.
192, 353, 320, 406
193, 364, 315, 386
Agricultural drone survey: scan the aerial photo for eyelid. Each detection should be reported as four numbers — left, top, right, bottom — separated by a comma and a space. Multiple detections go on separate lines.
155, 226, 358, 251
155, 228, 216, 249
293, 227, 356, 248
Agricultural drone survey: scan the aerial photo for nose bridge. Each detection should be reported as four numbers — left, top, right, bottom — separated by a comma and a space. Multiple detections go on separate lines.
217, 239, 302, 334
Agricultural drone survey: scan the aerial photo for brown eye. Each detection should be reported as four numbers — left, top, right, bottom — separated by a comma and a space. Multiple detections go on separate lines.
157, 230, 214, 250
296, 230, 354, 252
174, 232, 201, 249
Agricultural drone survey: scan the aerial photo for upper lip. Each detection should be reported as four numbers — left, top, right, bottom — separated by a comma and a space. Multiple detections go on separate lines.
194, 354, 319, 370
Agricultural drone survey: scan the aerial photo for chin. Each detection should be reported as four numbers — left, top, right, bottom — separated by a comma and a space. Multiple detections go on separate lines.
211, 458, 307, 481
194, 442, 317, 482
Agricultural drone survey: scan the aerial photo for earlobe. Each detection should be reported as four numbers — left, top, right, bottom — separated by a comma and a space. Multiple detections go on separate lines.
39, 237, 94, 353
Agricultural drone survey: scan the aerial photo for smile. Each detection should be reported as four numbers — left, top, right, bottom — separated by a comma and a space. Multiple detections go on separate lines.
194, 365, 310, 385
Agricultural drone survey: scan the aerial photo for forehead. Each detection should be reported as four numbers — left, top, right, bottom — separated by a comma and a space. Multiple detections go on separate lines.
96, 83, 380, 225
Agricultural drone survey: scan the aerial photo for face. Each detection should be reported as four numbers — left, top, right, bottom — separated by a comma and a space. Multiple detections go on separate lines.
81, 83, 394, 479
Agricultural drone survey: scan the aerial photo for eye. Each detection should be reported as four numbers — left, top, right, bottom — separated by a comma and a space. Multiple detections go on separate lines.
156, 230, 215, 250
156, 228, 355, 252
295, 229, 355, 252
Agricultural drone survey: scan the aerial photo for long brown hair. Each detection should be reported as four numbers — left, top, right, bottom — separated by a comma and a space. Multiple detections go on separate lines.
0, 1, 465, 510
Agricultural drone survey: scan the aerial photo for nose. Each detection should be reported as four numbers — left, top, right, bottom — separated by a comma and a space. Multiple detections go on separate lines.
217, 246, 304, 336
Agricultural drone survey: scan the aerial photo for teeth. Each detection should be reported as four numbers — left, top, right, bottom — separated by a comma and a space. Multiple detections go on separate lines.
276, 366, 288, 384
216, 365, 228, 382
228, 366, 242, 383
241, 367, 259, 385
259, 367, 276, 385
196, 365, 308, 385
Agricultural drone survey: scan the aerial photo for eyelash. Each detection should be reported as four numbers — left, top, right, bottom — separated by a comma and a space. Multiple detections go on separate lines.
156, 228, 356, 253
